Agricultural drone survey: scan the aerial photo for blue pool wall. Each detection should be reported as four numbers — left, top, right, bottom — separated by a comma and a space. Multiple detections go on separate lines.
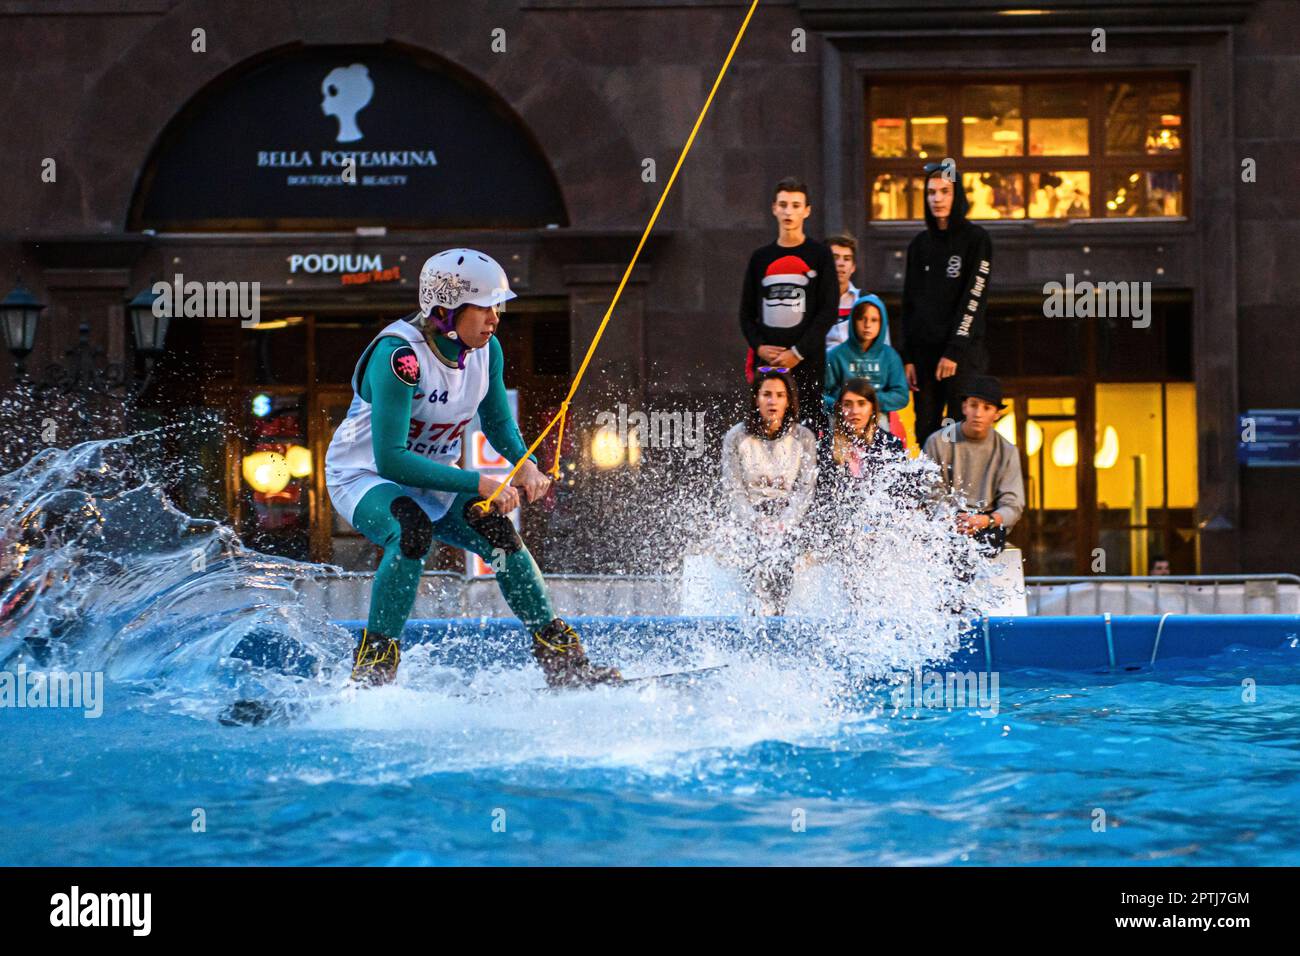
325, 614, 1300, 673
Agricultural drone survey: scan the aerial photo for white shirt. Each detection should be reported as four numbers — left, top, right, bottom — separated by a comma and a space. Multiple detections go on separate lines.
325, 318, 489, 524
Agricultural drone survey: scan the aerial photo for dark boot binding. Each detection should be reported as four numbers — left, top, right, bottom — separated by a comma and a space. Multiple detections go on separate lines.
351, 628, 401, 686
531, 618, 623, 688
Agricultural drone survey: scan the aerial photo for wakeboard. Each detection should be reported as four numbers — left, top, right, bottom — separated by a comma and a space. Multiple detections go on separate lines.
218, 665, 731, 724
540, 663, 730, 693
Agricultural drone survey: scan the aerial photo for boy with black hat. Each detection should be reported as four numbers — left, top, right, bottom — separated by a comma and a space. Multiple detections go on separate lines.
922, 374, 1023, 554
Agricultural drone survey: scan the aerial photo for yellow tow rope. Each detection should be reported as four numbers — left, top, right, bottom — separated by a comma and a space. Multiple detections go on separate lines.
475, 0, 761, 514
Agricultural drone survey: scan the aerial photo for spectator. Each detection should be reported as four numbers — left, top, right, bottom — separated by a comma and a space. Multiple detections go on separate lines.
819, 378, 910, 495
720, 369, 819, 614
900, 163, 993, 447
823, 294, 909, 442
825, 233, 863, 352
825, 233, 894, 353
922, 374, 1023, 555
739, 176, 840, 434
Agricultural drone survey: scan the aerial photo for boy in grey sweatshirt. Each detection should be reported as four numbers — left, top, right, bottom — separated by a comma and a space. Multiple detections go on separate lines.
922, 375, 1023, 554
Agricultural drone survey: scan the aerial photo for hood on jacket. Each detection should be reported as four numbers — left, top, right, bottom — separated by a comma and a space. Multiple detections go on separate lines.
847, 292, 890, 354
922, 163, 970, 236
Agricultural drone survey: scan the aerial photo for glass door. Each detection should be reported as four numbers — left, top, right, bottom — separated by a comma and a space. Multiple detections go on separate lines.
996, 384, 1093, 574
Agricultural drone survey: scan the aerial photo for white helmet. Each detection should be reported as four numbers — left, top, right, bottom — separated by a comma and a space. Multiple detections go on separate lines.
417, 248, 516, 319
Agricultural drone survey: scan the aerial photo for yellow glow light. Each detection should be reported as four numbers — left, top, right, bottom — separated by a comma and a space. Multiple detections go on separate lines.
242, 451, 291, 494
1095, 425, 1120, 469
1048, 426, 1120, 469
285, 444, 313, 478
994, 413, 1044, 456
1051, 428, 1078, 468
591, 427, 625, 469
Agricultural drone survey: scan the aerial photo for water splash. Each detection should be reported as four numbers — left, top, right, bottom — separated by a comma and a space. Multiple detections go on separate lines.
0, 429, 350, 707
1, 425, 1004, 770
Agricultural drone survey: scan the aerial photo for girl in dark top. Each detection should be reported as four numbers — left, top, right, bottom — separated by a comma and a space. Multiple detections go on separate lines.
819, 378, 905, 487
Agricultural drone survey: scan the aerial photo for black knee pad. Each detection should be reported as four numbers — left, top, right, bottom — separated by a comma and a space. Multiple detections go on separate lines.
389, 496, 434, 560
463, 497, 523, 555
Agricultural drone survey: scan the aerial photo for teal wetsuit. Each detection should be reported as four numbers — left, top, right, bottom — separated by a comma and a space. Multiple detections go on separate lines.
350, 333, 555, 640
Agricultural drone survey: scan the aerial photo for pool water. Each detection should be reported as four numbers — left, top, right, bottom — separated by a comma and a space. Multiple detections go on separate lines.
4, 640, 1297, 866
2, 434, 1296, 866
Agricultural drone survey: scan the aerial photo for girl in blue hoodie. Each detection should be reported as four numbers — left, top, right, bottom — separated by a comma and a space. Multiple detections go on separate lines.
823, 294, 909, 434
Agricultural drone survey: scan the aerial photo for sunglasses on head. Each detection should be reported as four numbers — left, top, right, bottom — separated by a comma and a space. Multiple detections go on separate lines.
757, 366, 790, 374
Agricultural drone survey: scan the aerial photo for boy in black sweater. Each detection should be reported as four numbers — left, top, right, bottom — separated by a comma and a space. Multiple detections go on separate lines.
739, 176, 840, 433
900, 163, 993, 447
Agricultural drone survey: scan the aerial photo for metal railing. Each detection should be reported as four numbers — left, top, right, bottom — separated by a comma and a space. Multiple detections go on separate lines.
1025, 574, 1300, 615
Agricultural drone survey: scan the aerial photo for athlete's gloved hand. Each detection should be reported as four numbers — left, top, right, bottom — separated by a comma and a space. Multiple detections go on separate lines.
512, 459, 553, 503
477, 474, 520, 514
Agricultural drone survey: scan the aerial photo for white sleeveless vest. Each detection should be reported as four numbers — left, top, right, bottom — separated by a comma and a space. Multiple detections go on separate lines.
325, 318, 489, 525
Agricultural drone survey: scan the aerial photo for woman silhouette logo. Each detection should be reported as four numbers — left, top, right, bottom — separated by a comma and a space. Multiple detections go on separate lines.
320, 64, 374, 143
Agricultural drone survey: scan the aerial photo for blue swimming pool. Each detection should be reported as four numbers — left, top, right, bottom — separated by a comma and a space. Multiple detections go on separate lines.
3, 437, 1297, 866
4, 615, 1298, 866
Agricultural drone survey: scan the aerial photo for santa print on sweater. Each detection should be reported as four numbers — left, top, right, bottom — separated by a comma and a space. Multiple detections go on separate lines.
739, 240, 839, 356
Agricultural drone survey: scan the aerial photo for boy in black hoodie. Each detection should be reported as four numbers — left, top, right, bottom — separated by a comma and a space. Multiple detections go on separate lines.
900, 163, 993, 447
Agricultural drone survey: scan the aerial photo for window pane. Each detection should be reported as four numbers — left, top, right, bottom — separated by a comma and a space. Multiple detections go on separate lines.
1027, 83, 1089, 156
963, 170, 1025, 219
1029, 418, 1078, 509
1145, 170, 1183, 215
993, 399, 1019, 447
1095, 383, 1165, 512
1146, 82, 1183, 154
1028, 170, 1090, 218
1106, 81, 1185, 155
870, 86, 907, 158
870, 173, 911, 220
910, 86, 948, 159
1164, 383, 1198, 509
1104, 82, 1142, 154
1028, 397, 1076, 416
1102, 169, 1143, 216
1103, 169, 1183, 217
962, 85, 1022, 157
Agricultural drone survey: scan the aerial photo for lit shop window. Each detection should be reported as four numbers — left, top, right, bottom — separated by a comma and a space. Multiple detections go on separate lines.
962, 171, 1026, 220
909, 87, 949, 159
865, 76, 1187, 221
1105, 81, 1183, 155
1028, 171, 1090, 219
869, 173, 923, 220
962, 85, 1023, 157
1103, 169, 1183, 217
1026, 84, 1089, 156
